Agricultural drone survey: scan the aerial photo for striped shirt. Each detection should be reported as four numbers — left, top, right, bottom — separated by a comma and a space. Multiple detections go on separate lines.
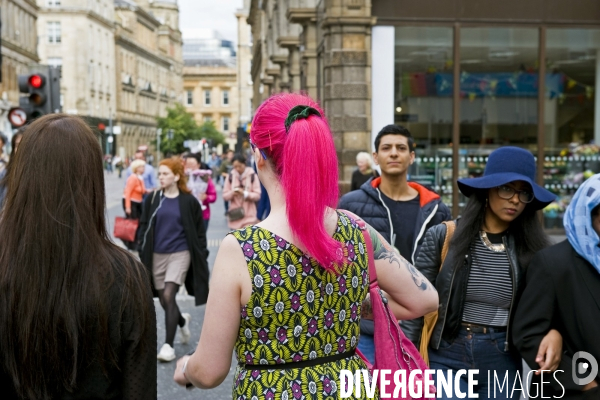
462, 232, 513, 326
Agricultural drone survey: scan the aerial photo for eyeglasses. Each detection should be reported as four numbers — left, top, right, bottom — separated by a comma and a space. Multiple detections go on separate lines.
496, 185, 534, 204
249, 139, 267, 160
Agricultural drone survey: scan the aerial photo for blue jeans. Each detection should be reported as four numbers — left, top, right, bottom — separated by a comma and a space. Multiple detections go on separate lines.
429, 327, 520, 400
357, 333, 375, 365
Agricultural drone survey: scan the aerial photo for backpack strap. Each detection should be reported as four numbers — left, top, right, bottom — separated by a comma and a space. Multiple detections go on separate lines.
440, 220, 456, 271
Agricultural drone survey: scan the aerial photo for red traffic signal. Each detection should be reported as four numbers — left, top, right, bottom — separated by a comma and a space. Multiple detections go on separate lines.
28, 74, 45, 89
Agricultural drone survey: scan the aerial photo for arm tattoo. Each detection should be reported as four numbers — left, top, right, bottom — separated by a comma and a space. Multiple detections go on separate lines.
366, 225, 431, 291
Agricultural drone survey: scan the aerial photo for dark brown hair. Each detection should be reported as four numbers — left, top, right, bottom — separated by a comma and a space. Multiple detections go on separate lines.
0, 114, 151, 399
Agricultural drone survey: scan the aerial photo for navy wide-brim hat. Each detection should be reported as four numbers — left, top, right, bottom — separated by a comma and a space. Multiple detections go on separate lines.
457, 146, 556, 210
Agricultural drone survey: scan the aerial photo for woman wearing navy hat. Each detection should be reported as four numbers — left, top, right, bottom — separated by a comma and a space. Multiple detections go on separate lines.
403, 146, 563, 399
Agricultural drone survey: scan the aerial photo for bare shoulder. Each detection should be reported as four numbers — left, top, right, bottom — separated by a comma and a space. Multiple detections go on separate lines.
217, 234, 244, 258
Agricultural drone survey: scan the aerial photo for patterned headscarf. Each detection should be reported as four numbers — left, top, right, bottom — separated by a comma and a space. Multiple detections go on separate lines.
564, 173, 600, 275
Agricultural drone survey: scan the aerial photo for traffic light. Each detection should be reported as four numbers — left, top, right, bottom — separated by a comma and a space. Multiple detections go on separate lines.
17, 66, 61, 122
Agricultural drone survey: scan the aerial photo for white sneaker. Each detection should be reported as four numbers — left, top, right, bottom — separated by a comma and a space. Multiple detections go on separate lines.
180, 313, 192, 344
157, 343, 176, 362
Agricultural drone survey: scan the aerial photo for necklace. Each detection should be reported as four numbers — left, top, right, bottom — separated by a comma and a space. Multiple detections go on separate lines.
479, 231, 506, 252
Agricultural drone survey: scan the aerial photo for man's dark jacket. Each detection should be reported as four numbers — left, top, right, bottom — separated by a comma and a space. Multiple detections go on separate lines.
338, 177, 451, 264
338, 177, 451, 336
138, 190, 210, 306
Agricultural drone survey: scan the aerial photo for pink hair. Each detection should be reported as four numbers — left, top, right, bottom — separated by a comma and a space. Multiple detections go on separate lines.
251, 93, 343, 273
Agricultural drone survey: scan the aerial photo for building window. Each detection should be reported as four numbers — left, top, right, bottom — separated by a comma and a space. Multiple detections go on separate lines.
47, 0, 60, 6
47, 22, 61, 43
204, 90, 211, 106
222, 90, 229, 106
47, 57, 62, 67
222, 116, 230, 132
203, 115, 212, 123
186, 90, 193, 106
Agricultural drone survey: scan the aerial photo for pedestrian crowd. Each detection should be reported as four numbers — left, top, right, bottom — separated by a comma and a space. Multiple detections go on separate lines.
0, 92, 597, 400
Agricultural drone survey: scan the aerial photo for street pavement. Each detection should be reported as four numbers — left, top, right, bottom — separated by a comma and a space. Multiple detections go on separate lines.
103, 170, 565, 400
103, 170, 236, 400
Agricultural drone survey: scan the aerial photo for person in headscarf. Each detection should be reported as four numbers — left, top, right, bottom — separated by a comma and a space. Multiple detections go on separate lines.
513, 174, 600, 399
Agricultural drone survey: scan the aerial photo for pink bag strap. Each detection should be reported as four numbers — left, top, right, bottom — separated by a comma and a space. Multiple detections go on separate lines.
339, 210, 377, 283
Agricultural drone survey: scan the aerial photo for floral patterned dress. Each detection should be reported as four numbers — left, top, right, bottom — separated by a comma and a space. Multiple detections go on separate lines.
230, 211, 377, 400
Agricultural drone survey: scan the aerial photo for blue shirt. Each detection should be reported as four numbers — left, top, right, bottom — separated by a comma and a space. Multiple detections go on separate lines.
154, 196, 189, 254
125, 163, 157, 190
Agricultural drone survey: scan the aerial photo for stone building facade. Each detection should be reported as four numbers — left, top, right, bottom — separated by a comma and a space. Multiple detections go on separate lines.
36, 0, 117, 147
113, 0, 183, 159
183, 64, 239, 150
182, 4, 254, 153
236, 0, 254, 129
0, 0, 39, 135
247, 0, 374, 191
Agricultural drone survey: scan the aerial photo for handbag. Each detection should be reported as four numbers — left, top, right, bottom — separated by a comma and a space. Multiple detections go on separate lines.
341, 210, 435, 400
419, 220, 455, 366
114, 216, 139, 242
227, 207, 245, 222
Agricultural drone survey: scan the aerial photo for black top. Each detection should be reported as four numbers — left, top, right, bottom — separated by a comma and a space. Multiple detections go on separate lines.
350, 169, 378, 192
138, 190, 210, 306
379, 192, 420, 260
0, 257, 157, 399
513, 240, 600, 397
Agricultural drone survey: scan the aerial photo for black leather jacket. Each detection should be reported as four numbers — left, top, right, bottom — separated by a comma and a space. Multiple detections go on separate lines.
400, 220, 522, 352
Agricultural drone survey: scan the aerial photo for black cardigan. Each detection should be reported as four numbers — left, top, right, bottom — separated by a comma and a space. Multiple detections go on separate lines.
512, 240, 600, 399
138, 190, 210, 306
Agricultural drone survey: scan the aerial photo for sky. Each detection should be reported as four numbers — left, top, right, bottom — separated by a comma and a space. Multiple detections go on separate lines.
178, 0, 244, 44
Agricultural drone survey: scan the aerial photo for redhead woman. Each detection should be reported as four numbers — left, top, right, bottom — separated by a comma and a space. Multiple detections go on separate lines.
138, 157, 210, 362
173, 93, 439, 399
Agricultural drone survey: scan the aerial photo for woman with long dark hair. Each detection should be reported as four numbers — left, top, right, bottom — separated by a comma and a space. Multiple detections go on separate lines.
138, 157, 210, 362
172, 93, 439, 397
0, 114, 156, 399
403, 146, 563, 399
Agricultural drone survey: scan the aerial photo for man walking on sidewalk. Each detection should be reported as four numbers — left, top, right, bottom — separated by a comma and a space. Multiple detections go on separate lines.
338, 124, 451, 363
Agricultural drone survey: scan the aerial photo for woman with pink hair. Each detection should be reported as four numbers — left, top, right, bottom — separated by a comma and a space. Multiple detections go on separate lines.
174, 93, 438, 398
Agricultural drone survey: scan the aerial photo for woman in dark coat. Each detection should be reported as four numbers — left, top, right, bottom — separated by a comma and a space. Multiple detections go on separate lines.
0, 115, 156, 399
138, 157, 210, 363
404, 147, 563, 399
513, 174, 600, 399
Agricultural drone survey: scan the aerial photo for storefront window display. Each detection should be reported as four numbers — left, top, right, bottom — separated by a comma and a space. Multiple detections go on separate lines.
542, 29, 600, 229
394, 26, 454, 205
456, 27, 540, 212
395, 25, 600, 227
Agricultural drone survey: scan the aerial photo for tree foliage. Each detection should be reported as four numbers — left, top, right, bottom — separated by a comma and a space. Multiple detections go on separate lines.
155, 103, 226, 156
